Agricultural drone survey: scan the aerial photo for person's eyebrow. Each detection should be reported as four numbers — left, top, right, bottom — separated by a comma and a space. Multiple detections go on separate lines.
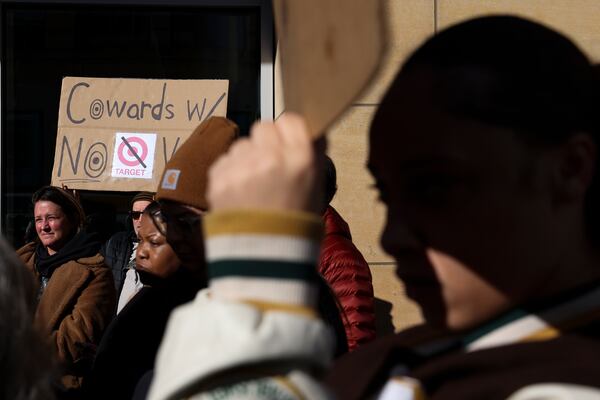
397, 157, 467, 171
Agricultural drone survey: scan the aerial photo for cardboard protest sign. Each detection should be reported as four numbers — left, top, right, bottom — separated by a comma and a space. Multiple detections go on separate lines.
51, 77, 228, 191
273, 0, 385, 137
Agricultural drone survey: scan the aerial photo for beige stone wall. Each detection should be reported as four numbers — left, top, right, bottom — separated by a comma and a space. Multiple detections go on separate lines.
437, 0, 600, 61
275, 0, 600, 334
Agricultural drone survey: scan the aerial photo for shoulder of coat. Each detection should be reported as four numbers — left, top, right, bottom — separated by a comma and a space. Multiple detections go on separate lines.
74, 253, 108, 270
16, 242, 37, 266
16, 241, 36, 255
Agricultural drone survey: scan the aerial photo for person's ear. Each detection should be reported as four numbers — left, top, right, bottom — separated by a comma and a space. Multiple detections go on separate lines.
552, 132, 596, 204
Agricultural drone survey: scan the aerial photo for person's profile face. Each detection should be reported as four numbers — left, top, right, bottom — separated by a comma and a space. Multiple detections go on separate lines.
136, 214, 180, 279
131, 200, 152, 236
369, 70, 562, 330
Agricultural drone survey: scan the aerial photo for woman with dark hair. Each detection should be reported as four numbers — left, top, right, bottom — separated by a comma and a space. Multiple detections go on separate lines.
86, 201, 203, 400
16, 186, 115, 396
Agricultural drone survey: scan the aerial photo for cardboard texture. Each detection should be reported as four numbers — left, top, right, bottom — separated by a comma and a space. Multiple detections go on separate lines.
51, 77, 228, 192
273, 0, 386, 138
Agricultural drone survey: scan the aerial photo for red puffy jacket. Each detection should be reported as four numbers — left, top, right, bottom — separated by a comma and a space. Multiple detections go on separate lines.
319, 206, 376, 351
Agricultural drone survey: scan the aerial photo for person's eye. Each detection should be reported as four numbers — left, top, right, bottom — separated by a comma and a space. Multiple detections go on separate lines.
406, 175, 460, 205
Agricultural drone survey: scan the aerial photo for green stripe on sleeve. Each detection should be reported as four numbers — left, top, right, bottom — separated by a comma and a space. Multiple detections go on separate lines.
209, 260, 319, 282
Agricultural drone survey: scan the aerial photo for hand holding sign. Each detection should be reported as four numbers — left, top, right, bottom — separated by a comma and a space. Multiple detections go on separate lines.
51, 78, 229, 191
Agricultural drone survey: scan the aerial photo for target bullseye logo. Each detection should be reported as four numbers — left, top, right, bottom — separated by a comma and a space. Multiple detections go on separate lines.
111, 132, 157, 180
118, 136, 148, 167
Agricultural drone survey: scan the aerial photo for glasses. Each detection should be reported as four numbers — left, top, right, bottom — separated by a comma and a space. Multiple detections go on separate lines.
150, 204, 202, 237
129, 211, 143, 220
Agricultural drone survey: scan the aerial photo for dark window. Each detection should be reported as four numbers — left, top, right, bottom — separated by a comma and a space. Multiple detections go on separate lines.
2, 3, 263, 247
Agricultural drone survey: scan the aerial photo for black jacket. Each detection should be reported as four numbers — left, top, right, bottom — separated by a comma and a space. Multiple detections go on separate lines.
100, 231, 136, 292
84, 268, 201, 400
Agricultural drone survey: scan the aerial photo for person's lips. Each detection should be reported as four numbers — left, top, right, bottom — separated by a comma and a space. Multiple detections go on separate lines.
136, 263, 151, 273
393, 253, 439, 291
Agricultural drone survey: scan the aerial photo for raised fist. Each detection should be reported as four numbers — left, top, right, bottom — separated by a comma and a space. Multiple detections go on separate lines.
208, 113, 324, 214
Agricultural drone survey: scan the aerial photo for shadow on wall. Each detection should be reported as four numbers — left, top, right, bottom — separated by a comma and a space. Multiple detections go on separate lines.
374, 297, 395, 336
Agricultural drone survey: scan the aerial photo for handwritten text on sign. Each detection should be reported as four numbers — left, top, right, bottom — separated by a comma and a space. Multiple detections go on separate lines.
65, 82, 227, 125
51, 77, 229, 192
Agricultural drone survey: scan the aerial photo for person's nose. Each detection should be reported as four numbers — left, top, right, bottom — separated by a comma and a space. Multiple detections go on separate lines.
136, 244, 148, 261
42, 219, 51, 231
381, 207, 422, 257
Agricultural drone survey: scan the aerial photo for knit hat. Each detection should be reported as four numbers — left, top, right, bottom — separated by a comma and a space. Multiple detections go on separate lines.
130, 191, 155, 207
156, 117, 239, 210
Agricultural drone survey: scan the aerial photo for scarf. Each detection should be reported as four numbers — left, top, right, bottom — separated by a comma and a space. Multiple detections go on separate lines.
35, 231, 101, 279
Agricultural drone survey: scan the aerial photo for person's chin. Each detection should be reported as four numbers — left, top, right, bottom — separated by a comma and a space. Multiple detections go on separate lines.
136, 264, 150, 273
401, 278, 449, 327
40, 238, 56, 247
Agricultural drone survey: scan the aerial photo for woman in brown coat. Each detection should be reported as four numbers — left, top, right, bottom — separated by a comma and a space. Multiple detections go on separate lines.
17, 186, 115, 396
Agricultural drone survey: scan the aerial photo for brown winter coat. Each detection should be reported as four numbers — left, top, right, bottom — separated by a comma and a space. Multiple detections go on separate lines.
17, 242, 116, 390
326, 303, 600, 399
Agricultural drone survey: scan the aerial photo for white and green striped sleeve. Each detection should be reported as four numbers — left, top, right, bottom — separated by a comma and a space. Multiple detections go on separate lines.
205, 209, 324, 316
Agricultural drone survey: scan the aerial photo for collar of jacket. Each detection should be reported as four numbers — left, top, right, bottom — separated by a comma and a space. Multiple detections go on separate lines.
463, 282, 600, 352
323, 206, 351, 240
408, 282, 600, 358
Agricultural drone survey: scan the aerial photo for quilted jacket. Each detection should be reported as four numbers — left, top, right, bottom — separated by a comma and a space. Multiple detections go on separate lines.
318, 206, 376, 351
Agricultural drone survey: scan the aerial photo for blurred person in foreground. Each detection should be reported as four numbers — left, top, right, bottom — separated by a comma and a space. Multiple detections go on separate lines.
148, 117, 347, 390
17, 186, 115, 397
0, 235, 55, 400
319, 155, 376, 351
150, 15, 600, 400
85, 201, 202, 400
148, 114, 333, 400
152, 117, 347, 354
